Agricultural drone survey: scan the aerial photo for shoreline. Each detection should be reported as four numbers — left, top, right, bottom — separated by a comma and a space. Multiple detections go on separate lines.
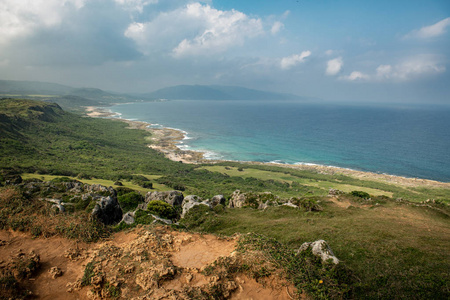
85, 106, 450, 189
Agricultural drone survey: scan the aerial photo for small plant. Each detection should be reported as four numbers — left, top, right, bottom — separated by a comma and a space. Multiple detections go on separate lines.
147, 200, 178, 220
81, 262, 95, 286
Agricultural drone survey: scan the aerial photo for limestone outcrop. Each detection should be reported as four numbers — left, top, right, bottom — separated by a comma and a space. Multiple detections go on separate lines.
92, 195, 123, 225
297, 240, 339, 264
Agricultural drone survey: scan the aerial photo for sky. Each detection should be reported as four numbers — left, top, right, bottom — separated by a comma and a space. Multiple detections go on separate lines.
0, 0, 449, 103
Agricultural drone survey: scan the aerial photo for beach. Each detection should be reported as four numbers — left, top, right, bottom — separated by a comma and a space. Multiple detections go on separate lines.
85, 106, 450, 189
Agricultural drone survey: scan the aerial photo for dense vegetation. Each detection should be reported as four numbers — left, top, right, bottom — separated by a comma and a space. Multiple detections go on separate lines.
1, 98, 449, 299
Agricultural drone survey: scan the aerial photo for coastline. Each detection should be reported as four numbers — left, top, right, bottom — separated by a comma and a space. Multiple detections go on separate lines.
85, 106, 450, 189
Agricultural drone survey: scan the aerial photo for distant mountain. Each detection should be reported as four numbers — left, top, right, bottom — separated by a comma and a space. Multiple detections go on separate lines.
0, 80, 72, 95
0, 80, 315, 108
144, 85, 305, 101
0, 80, 144, 107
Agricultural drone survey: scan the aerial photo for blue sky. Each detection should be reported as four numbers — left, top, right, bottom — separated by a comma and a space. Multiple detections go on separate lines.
0, 0, 449, 103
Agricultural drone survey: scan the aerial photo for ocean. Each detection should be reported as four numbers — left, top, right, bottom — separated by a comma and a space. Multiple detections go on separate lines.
110, 100, 450, 182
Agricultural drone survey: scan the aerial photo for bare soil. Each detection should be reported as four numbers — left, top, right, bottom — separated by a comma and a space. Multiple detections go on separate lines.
0, 226, 296, 299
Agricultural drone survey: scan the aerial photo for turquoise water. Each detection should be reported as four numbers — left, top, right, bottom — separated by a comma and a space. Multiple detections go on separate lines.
110, 100, 450, 182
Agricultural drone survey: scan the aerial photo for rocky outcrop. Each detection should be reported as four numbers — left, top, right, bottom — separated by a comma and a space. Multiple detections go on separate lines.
92, 196, 122, 225
121, 211, 136, 225
210, 195, 226, 207
297, 240, 339, 264
228, 190, 279, 209
181, 195, 211, 218
228, 190, 247, 208
86, 184, 117, 197
328, 188, 344, 196
145, 191, 184, 206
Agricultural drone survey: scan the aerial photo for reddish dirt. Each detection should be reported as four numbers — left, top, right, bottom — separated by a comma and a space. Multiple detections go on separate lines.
0, 230, 88, 300
0, 227, 297, 299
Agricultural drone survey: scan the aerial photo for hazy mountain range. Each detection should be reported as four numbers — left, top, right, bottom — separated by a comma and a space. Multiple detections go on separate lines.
0, 80, 313, 110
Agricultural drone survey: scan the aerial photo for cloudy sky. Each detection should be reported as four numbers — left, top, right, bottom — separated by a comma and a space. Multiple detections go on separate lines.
1, 0, 449, 103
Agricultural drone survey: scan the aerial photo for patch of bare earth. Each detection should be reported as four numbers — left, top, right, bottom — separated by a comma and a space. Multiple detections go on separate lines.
0, 226, 297, 299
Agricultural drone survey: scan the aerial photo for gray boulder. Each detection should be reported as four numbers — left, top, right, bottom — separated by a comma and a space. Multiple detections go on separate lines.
145, 191, 184, 206
150, 214, 173, 225
228, 190, 247, 208
282, 202, 298, 208
121, 211, 136, 225
86, 184, 116, 197
210, 195, 226, 207
92, 196, 123, 225
297, 240, 339, 264
181, 195, 211, 218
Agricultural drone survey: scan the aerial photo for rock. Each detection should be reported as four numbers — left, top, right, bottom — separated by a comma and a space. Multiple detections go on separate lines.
328, 188, 343, 196
228, 190, 278, 209
92, 196, 123, 225
49, 266, 63, 279
5, 175, 22, 185
282, 202, 298, 208
151, 214, 173, 225
210, 195, 226, 207
145, 191, 184, 206
52, 204, 65, 212
121, 211, 136, 225
297, 240, 339, 264
228, 190, 247, 208
181, 195, 211, 218
61, 182, 83, 193
86, 184, 116, 197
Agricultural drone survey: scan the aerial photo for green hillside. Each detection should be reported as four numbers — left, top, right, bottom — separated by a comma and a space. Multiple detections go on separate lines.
1, 98, 449, 299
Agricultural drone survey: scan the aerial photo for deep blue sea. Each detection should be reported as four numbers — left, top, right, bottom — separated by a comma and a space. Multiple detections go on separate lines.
110, 100, 450, 182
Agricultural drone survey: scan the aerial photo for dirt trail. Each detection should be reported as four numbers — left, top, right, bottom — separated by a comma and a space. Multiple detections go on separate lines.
0, 227, 296, 299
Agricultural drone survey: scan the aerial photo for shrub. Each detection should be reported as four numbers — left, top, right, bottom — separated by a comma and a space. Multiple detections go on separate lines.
50, 177, 75, 183
141, 182, 153, 189
179, 205, 221, 231
147, 200, 178, 220
350, 191, 370, 199
134, 209, 154, 225
118, 192, 142, 212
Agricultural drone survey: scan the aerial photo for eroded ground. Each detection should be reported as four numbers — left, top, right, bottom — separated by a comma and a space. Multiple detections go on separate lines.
0, 226, 296, 300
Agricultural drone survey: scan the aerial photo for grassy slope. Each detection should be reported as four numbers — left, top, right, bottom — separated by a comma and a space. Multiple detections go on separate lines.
1, 98, 450, 299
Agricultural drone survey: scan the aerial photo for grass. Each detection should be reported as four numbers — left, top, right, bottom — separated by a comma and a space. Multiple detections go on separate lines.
200, 165, 394, 197
21, 173, 171, 193
180, 198, 450, 299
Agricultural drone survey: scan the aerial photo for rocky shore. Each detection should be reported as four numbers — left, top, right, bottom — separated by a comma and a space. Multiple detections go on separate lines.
85, 106, 450, 189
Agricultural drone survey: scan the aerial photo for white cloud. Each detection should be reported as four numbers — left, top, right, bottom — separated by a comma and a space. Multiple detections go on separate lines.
341, 55, 445, 82
404, 17, 450, 39
271, 21, 284, 35
114, 0, 158, 12
280, 51, 311, 70
326, 57, 343, 75
384, 55, 445, 80
325, 49, 334, 56
0, 0, 86, 44
375, 64, 392, 79
172, 3, 263, 57
125, 3, 264, 57
340, 71, 369, 81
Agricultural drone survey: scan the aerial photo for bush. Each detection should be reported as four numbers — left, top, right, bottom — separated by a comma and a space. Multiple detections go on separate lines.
147, 200, 178, 220
350, 191, 370, 199
141, 182, 153, 189
116, 187, 135, 196
179, 205, 221, 231
118, 192, 142, 212
50, 177, 76, 183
